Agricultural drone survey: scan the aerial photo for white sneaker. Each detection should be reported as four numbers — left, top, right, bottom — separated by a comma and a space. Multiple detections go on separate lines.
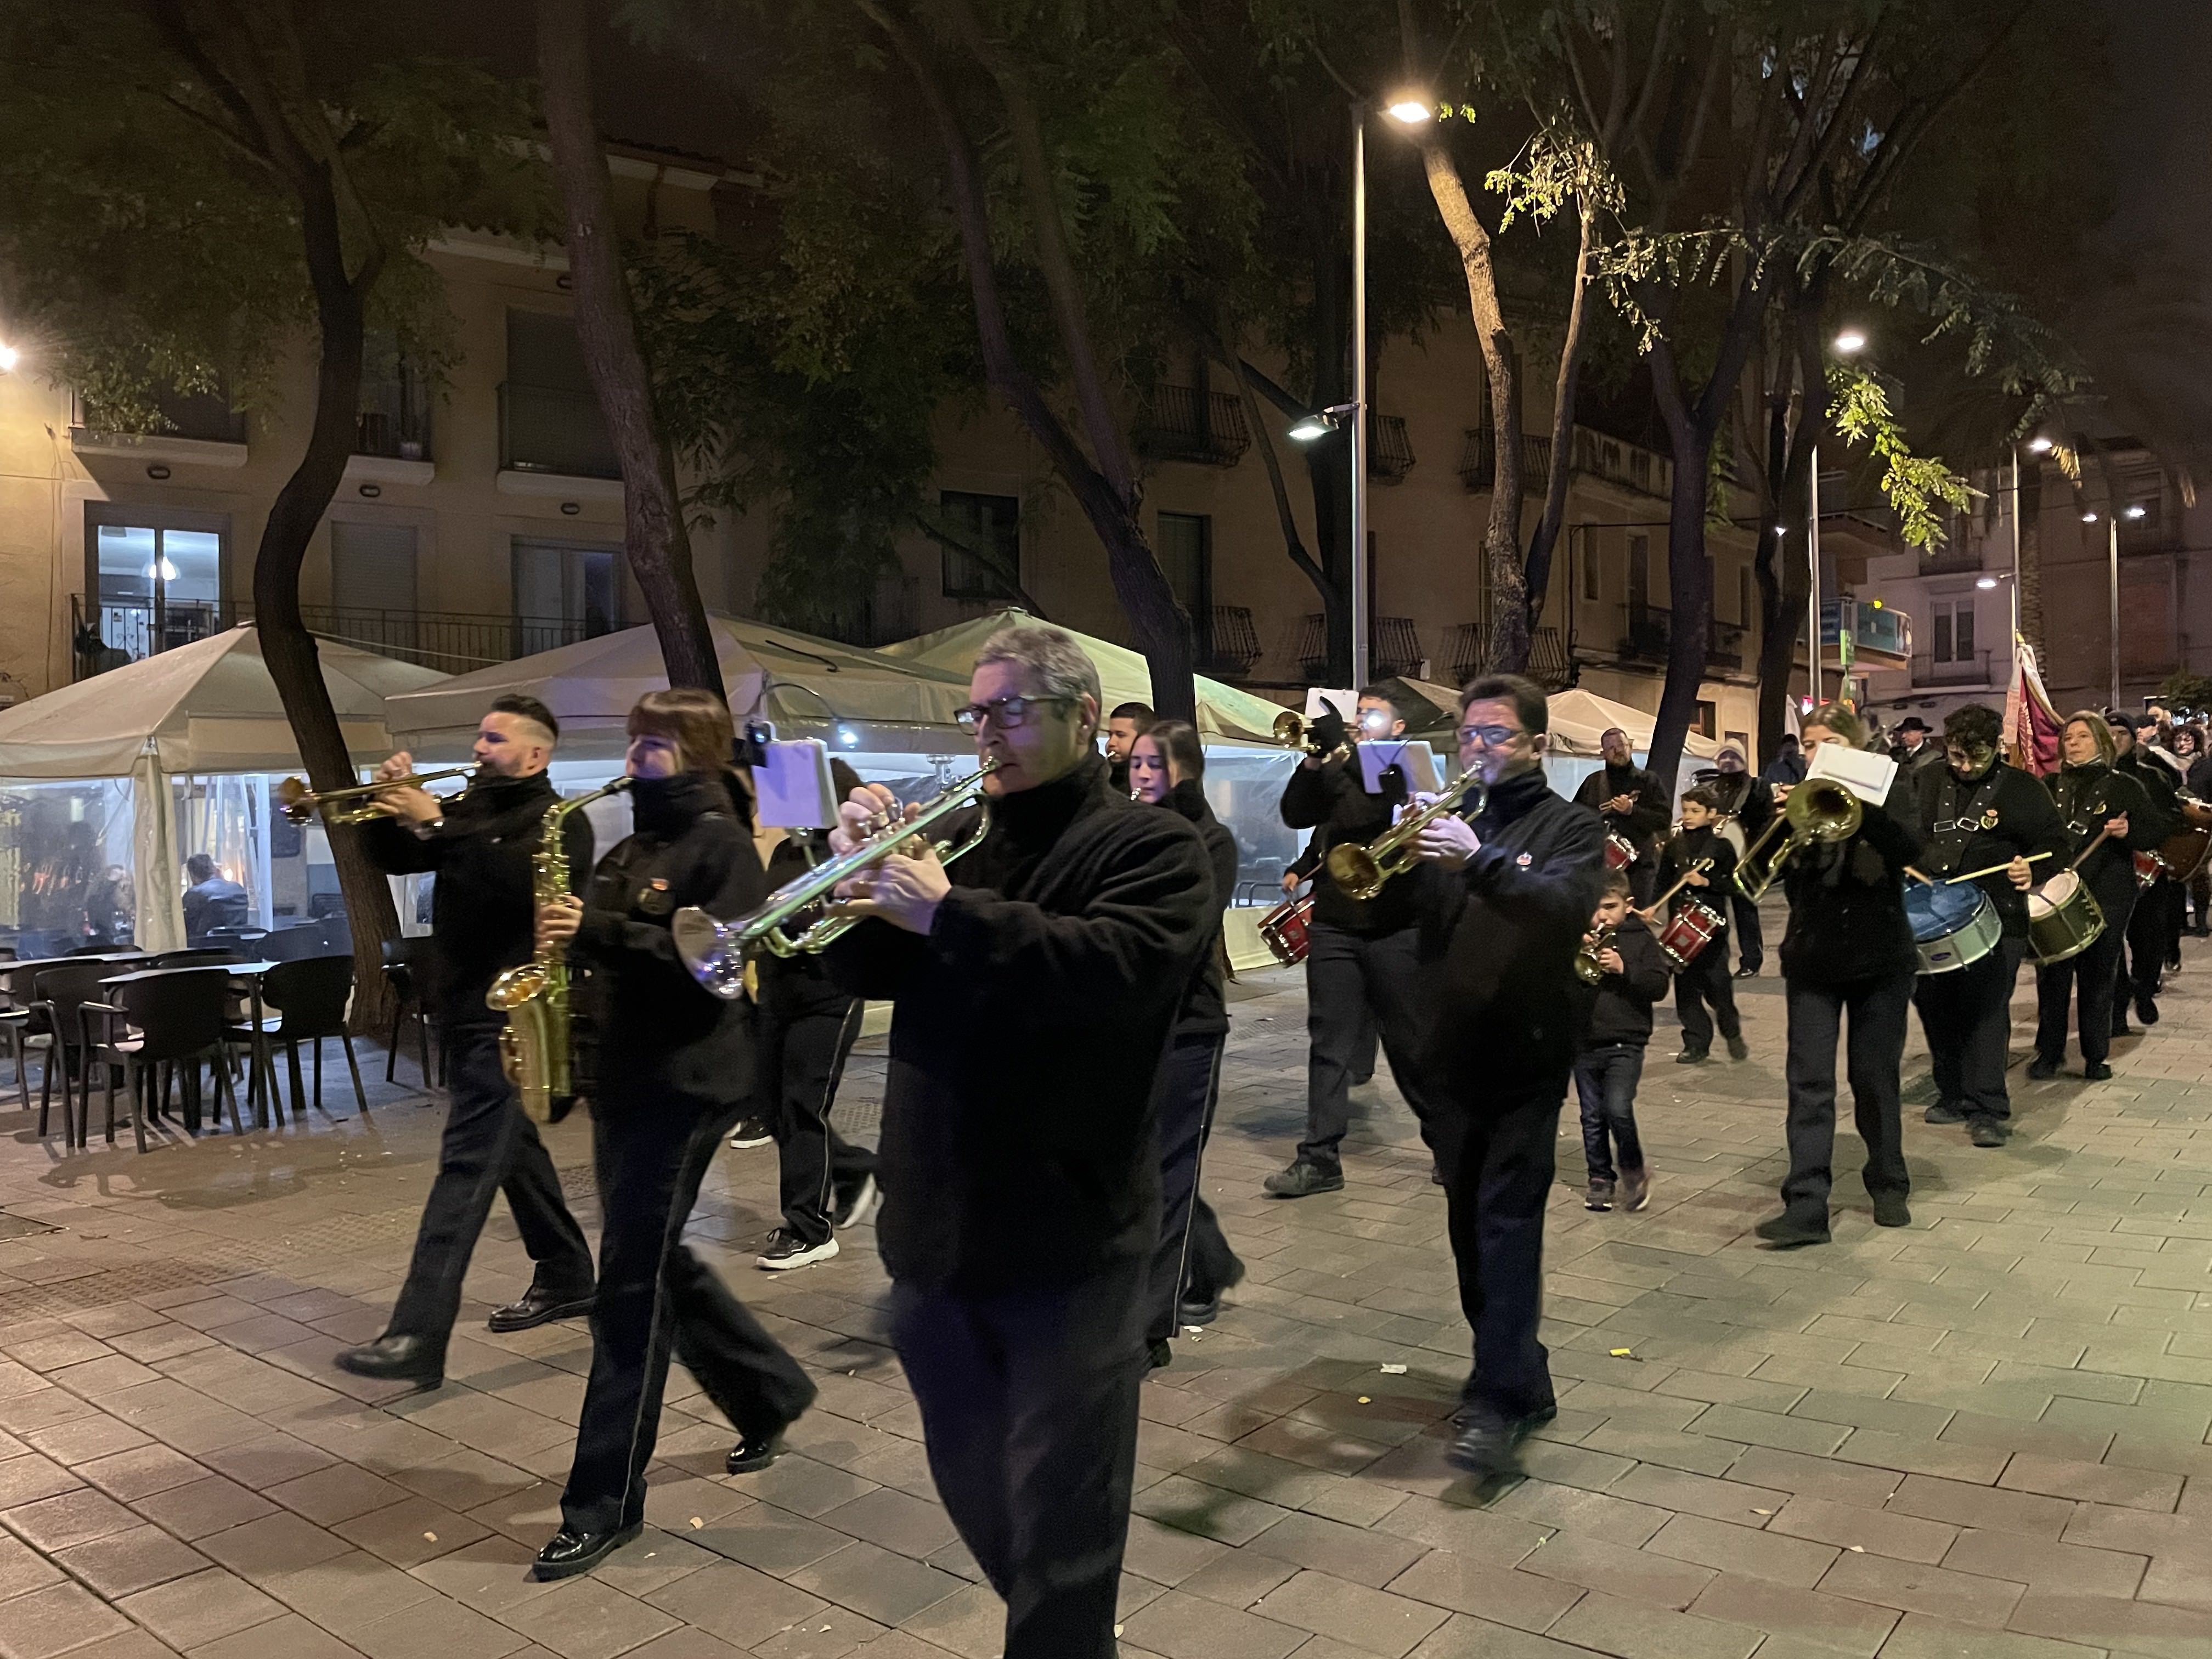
727, 1118, 773, 1150
832, 1175, 880, 1231
757, 1229, 839, 1271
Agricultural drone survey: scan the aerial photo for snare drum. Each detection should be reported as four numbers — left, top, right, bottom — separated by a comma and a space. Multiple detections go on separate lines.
2155, 823, 2212, 883
2027, 870, 2107, 965
1604, 832, 1639, 872
2133, 850, 2162, 890
1258, 893, 1315, 966
1903, 881, 2000, 974
1656, 899, 1724, 972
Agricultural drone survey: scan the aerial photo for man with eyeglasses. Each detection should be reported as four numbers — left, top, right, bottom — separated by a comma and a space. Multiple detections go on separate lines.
1406, 674, 1605, 1475
823, 624, 1212, 1659
1265, 685, 1444, 1198
1573, 726, 1671, 903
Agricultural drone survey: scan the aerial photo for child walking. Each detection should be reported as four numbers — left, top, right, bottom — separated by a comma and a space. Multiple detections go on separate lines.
1654, 786, 1746, 1064
1573, 871, 1671, 1212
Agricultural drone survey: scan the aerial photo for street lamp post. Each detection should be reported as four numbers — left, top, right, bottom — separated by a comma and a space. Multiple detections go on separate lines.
1351, 110, 1369, 691
1808, 443, 1821, 708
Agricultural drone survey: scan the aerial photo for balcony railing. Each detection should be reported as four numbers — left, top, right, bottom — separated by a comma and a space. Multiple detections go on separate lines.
356, 367, 433, 462
1460, 425, 1675, 500
1374, 617, 1424, 679
1821, 598, 1911, 658
500, 382, 619, 480
1617, 603, 1746, 671
74, 387, 246, 447
1459, 428, 1553, 494
1446, 623, 1569, 691
1134, 385, 1250, 466
70, 594, 612, 680
1913, 651, 1996, 688
1369, 415, 1415, 483
1199, 605, 1262, 678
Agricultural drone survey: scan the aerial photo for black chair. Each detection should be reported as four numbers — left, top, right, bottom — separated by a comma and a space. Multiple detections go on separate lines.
32, 962, 131, 1148
241, 955, 366, 1119
0, 965, 52, 1122
380, 938, 437, 1088
150, 949, 245, 969
84, 969, 242, 1150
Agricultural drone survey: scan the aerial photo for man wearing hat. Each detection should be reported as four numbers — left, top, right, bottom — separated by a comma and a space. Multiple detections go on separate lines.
2110, 710, 2183, 1029
1889, 716, 1944, 823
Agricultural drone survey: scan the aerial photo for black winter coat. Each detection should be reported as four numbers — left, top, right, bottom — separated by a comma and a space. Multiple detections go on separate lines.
364, 771, 591, 1029
2045, 761, 2165, 916
1575, 913, 1672, 1048
1160, 779, 1238, 1039
1916, 762, 2070, 939
1280, 753, 1430, 935
1419, 767, 1607, 1098
573, 772, 766, 1103
825, 754, 1214, 1291
1573, 761, 1671, 862
1656, 825, 1737, 927
1778, 799, 1921, 988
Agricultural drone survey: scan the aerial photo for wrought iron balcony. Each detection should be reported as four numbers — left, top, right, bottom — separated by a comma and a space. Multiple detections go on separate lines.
1459, 428, 1554, 494
1368, 416, 1415, 483
500, 382, 619, 480
1199, 605, 1262, 678
1135, 385, 1250, 466
1618, 603, 1746, 670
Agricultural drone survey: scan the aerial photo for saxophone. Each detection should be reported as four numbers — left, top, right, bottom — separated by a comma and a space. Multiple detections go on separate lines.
487, 777, 633, 1122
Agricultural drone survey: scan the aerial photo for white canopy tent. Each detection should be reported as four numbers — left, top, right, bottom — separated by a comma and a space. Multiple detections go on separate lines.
0, 626, 445, 952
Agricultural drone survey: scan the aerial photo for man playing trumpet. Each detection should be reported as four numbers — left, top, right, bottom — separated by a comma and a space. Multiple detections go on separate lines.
334, 695, 596, 1392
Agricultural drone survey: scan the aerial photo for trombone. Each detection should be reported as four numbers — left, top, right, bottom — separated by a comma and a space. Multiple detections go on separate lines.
673, 759, 1000, 993
275, 768, 474, 827
1325, 768, 1486, 900
1732, 778, 1862, 901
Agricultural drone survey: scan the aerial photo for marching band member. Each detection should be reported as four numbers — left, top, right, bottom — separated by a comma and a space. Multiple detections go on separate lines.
1409, 674, 1605, 1475
1572, 726, 1671, 903
1703, 743, 1773, 977
530, 690, 815, 1579
1267, 686, 1441, 1198
335, 696, 595, 1392
825, 624, 1212, 1659
1911, 703, 2067, 1148
2111, 711, 2183, 1028
1757, 705, 1922, 1248
1572, 870, 1669, 1213
1127, 719, 1246, 1356
2033, 714, 2163, 1081
1651, 786, 1745, 1064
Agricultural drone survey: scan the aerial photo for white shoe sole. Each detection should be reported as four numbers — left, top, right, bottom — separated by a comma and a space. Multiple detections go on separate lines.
757, 1237, 839, 1271
834, 1178, 880, 1232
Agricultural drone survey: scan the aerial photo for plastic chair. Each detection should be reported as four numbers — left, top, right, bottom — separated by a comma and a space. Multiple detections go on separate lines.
240, 955, 366, 1118
83, 968, 242, 1150
32, 962, 132, 1148
380, 938, 437, 1088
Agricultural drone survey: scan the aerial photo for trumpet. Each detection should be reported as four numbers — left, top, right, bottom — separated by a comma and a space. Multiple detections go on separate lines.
1733, 778, 1861, 902
1325, 768, 1486, 901
673, 760, 1000, 993
275, 768, 473, 827
1573, 923, 1618, 985
1273, 708, 1350, 762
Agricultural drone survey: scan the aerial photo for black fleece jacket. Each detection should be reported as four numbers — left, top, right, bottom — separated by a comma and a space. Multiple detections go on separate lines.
1159, 778, 1239, 1039
1573, 761, 1671, 859
1656, 825, 1737, 924
1279, 753, 1430, 935
1917, 761, 2070, 939
364, 770, 591, 1030
1778, 799, 1921, 988
2046, 761, 2166, 915
825, 753, 1213, 1291
1574, 913, 1672, 1048
573, 772, 767, 1103
1419, 767, 1607, 1098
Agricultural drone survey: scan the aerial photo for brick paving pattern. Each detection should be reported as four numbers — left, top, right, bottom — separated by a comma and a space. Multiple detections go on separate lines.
1, 940, 2210, 1658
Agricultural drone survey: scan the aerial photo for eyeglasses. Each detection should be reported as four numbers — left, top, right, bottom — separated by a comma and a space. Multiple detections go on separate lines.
1456, 724, 1526, 747
954, 694, 1074, 731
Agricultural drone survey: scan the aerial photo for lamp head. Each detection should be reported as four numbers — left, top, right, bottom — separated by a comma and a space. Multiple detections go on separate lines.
1833, 330, 1867, 355
2027, 436, 2053, 454
2125, 505, 2148, 520
1287, 413, 1337, 444
1385, 97, 1434, 125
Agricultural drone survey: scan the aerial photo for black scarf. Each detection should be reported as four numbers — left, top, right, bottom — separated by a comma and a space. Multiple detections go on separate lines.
629, 770, 739, 838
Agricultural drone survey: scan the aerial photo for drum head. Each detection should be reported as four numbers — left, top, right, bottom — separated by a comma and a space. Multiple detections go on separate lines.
2029, 870, 2079, 918
1904, 881, 1985, 943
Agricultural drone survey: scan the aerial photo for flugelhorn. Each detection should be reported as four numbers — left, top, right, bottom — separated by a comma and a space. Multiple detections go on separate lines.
1273, 708, 1350, 762
1733, 778, 1861, 902
1325, 768, 1486, 900
673, 760, 1000, 994
275, 768, 473, 827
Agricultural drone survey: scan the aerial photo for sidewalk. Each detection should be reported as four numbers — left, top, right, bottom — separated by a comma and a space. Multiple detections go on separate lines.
0, 951, 2208, 1659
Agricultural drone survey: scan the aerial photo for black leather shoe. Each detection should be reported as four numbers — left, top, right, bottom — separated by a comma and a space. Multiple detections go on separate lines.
1147, 1339, 1173, 1370
1754, 1211, 1830, 1248
727, 1428, 788, 1474
2136, 993, 2160, 1026
1871, 1193, 1912, 1228
332, 1334, 444, 1390
1444, 1404, 1555, 1475
2085, 1061, 2114, 1081
2026, 1057, 2059, 1081
1264, 1160, 1344, 1198
488, 1286, 595, 1334
532, 1522, 642, 1580
1924, 1102, 1968, 1125
1177, 1293, 1220, 1327
1969, 1116, 2010, 1148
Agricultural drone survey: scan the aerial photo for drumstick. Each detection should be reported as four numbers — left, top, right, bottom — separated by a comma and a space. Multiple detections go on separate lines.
2065, 825, 2115, 874
1944, 851, 2052, 885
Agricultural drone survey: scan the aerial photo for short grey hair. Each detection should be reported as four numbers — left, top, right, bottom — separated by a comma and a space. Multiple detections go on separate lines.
974, 623, 1102, 709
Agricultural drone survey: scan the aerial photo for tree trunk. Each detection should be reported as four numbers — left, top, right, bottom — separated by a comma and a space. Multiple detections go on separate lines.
1754, 289, 1831, 762
1414, 134, 1526, 673
255, 177, 398, 1035
537, 0, 723, 698
1648, 405, 1713, 786
1525, 204, 1599, 637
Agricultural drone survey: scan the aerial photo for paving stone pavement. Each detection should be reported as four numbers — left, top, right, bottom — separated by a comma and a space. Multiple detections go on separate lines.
1, 935, 2211, 1659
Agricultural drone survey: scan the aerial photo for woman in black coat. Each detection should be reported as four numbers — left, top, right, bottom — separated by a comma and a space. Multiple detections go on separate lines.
1127, 719, 1244, 1361
531, 689, 815, 1579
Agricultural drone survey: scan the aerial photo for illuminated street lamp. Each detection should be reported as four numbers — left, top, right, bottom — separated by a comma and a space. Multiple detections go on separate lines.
1833, 330, 1867, 355
0, 342, 18, 374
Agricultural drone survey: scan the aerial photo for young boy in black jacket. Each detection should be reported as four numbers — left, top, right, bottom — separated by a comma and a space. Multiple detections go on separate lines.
1573, 870, 1671, 1213
1652, 787, 1746, 1063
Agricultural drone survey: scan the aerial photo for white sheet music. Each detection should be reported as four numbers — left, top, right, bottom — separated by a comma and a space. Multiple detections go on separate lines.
1805, 742, 1897, 806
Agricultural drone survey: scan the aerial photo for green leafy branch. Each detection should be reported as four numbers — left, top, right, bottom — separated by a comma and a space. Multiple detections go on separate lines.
1826, 363, 1980, 550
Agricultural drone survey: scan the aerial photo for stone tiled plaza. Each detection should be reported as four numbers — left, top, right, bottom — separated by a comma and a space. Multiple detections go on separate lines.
2, 948, 2210, 1659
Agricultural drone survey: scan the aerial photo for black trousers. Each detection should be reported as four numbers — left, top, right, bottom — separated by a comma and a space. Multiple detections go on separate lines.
2036, 902, 2130, 1066
388, 1024, 594, 1349
1573, 1043, 1646, 1184
1429, 1081, 1565, 1419
561, 1088, 817, 1536
1301, 919, 1435, 1164
2163, 876, 2186, 965
891, 1255, 1148, 1659
2118, 879, 2168, 1007
2188, 867, 2211, 933
1914, 936, 2027, 1122
1781, 971, 1912, 1218
1729, 888, 1764, 972
1674, 935, 1741, 1051
1148, 1031, 1228, 1345
762, 994, 876, 1246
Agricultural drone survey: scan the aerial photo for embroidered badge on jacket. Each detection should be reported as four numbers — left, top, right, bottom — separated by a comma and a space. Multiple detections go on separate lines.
637, 877, 674, 916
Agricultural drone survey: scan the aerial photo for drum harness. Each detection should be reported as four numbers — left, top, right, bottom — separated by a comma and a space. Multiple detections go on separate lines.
1924, 769, 2011, 881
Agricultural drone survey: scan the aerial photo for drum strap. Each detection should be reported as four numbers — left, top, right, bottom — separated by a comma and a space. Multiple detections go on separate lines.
1926, 771, 2006, 874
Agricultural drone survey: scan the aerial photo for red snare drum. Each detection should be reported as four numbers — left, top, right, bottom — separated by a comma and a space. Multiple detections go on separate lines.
2155, 823, 2212, 883
2134, 850, 2162, 890
1656, 899, 1724, 972
1604, 832, 1639, 872
1259, 893, 1315, 966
